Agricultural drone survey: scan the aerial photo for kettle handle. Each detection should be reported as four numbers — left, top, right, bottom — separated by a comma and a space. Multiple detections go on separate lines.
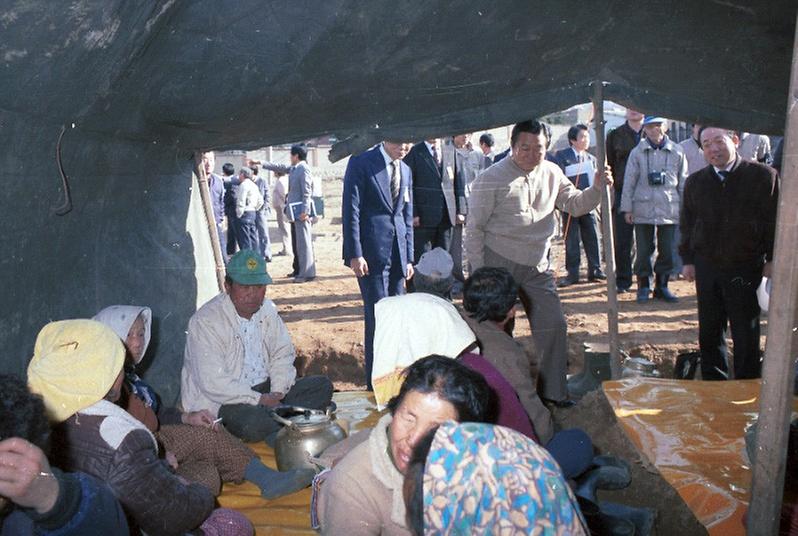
269, 409, 297, 428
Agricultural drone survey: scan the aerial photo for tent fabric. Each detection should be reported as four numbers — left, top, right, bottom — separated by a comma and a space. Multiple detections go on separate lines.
0, 2, 796, 398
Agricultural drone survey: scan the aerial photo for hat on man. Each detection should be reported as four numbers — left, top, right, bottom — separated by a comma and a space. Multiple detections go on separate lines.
642, 115, 668, 126
27, 319, 125, 422
227, 249, 272, 285
416, 247, 454, 278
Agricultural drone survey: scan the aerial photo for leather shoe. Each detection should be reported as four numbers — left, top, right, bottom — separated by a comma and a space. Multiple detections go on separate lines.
557, 277, 579, 288
286, 271, 298, 278
588, 270, 607, 281
541, 396, 577, 408
293, 277, 315, 284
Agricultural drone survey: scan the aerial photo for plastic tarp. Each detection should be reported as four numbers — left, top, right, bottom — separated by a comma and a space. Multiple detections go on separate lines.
0, 1, 796, 399
604, 378, 798, 535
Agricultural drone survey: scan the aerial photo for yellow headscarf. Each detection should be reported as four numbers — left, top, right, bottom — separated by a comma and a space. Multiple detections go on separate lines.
27, 319, 125, 422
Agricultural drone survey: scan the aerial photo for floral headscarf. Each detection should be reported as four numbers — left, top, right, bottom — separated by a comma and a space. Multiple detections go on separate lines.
424, 421, 587, 535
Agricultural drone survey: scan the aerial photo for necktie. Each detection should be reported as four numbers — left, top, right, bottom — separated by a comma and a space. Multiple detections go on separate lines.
717, 170, 729, 182
390, 162, 400, 202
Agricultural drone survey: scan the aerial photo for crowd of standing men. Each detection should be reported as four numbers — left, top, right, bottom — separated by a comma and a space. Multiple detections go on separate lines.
201, 145, 323, 284
341, 113, 779, 399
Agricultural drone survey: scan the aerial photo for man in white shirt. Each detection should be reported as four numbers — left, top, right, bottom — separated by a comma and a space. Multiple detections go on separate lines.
181, 249, 333, 443
235, 167, 263, 253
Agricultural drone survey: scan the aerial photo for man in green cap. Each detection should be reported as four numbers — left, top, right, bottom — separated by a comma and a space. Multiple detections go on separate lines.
181, 249, 333, 444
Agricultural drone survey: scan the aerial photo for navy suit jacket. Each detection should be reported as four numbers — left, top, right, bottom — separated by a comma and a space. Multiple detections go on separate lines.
342, 146, 414, 275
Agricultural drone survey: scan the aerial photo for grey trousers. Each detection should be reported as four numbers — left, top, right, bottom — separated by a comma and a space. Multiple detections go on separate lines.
484, 247, 569, 402
219, 375, 334, 443
293, 218, 316, 279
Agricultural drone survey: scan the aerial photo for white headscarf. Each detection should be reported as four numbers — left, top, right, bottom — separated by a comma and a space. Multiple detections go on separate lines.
372, 293, 476, 410
92, 305, 152, 364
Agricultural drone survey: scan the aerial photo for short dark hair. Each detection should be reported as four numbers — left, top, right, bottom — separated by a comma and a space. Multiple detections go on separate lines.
412, 271, 454, 299
403, 426, 438, 534
568, 124, 589, 143
0, 374, 51, 454
510, 120, 547, 148
479, 133, 495, 148
222, 163, 235, 176
291, 144, 308, 161
463, 267, 519, 323
386, 355, 491, 422
698, 126, 736, 145
250, 165, 259, 175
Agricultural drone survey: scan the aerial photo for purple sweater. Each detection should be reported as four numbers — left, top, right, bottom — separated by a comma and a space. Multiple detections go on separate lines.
460, 352, 539, 443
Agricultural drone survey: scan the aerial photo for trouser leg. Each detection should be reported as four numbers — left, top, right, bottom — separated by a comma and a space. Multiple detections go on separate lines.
633, 224, 655, 280
580, 213, 601, 274
563, 213, 581, 279
653, 224, 675, 277
226, 213, 238, 256
290, 222, 299, 274
613, 191, 634, 289
282, 375, 334, 410
255, 210, 272, 261
449, 224, 465, 282
722, 264, 763, 379
695, 257, 730, 380
216, 221, 227, 263
295, 219, 316, 279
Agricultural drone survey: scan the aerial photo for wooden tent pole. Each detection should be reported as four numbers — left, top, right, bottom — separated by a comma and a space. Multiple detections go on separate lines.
194, 153, 226, 292
590, 81, 622, 378
747, 13, 798, 535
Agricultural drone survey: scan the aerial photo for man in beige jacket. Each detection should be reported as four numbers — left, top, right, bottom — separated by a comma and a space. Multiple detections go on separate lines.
181, 249, 333, 444
465, 120, 612, 406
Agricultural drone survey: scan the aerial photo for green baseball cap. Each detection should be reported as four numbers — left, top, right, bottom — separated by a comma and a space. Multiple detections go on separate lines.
226, 249, 272, 285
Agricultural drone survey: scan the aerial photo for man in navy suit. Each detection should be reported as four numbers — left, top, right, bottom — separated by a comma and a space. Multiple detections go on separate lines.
403, 138, 466, 263
342, 141, 414, 388
554, 124, 605, 286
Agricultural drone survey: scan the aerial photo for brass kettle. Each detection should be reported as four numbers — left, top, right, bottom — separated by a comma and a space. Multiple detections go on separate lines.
272, 405, 347, 472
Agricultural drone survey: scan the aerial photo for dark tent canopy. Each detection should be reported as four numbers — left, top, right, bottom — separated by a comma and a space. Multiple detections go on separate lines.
1, 1, 795, 403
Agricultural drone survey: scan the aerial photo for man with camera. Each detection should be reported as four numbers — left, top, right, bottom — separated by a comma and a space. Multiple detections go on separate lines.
620, 116, 688, 304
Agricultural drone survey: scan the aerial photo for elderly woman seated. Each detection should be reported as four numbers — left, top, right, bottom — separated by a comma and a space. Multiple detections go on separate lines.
317, 355, 492, 535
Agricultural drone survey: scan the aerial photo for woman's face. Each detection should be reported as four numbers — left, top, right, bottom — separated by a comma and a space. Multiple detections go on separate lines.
388, 390, 457, 475
125, 315, 146, 363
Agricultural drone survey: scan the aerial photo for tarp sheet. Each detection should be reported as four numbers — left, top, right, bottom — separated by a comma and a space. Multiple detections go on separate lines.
604, 378, 798, 535
0, 1, 796, 398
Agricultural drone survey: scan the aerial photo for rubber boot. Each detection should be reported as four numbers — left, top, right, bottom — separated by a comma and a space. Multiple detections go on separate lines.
567, 353, 612, 398
636, 276, 651, 303
576, 496, 636, 536
574, 464, 632, 503
653, 273, 678, 302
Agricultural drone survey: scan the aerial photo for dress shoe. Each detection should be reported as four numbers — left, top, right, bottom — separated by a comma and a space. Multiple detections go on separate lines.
541, 396, 577, 408
286, 271, 298, 278
293, 277, 315, 284
588, 270, 607, 281
275, 250, 288, 257
557, 277, 579, 288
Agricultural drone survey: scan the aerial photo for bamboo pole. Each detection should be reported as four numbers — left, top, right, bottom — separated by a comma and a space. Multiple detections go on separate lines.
194, 153, 226, 292
747, 13, 798, 534
590, 81, 622, 378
